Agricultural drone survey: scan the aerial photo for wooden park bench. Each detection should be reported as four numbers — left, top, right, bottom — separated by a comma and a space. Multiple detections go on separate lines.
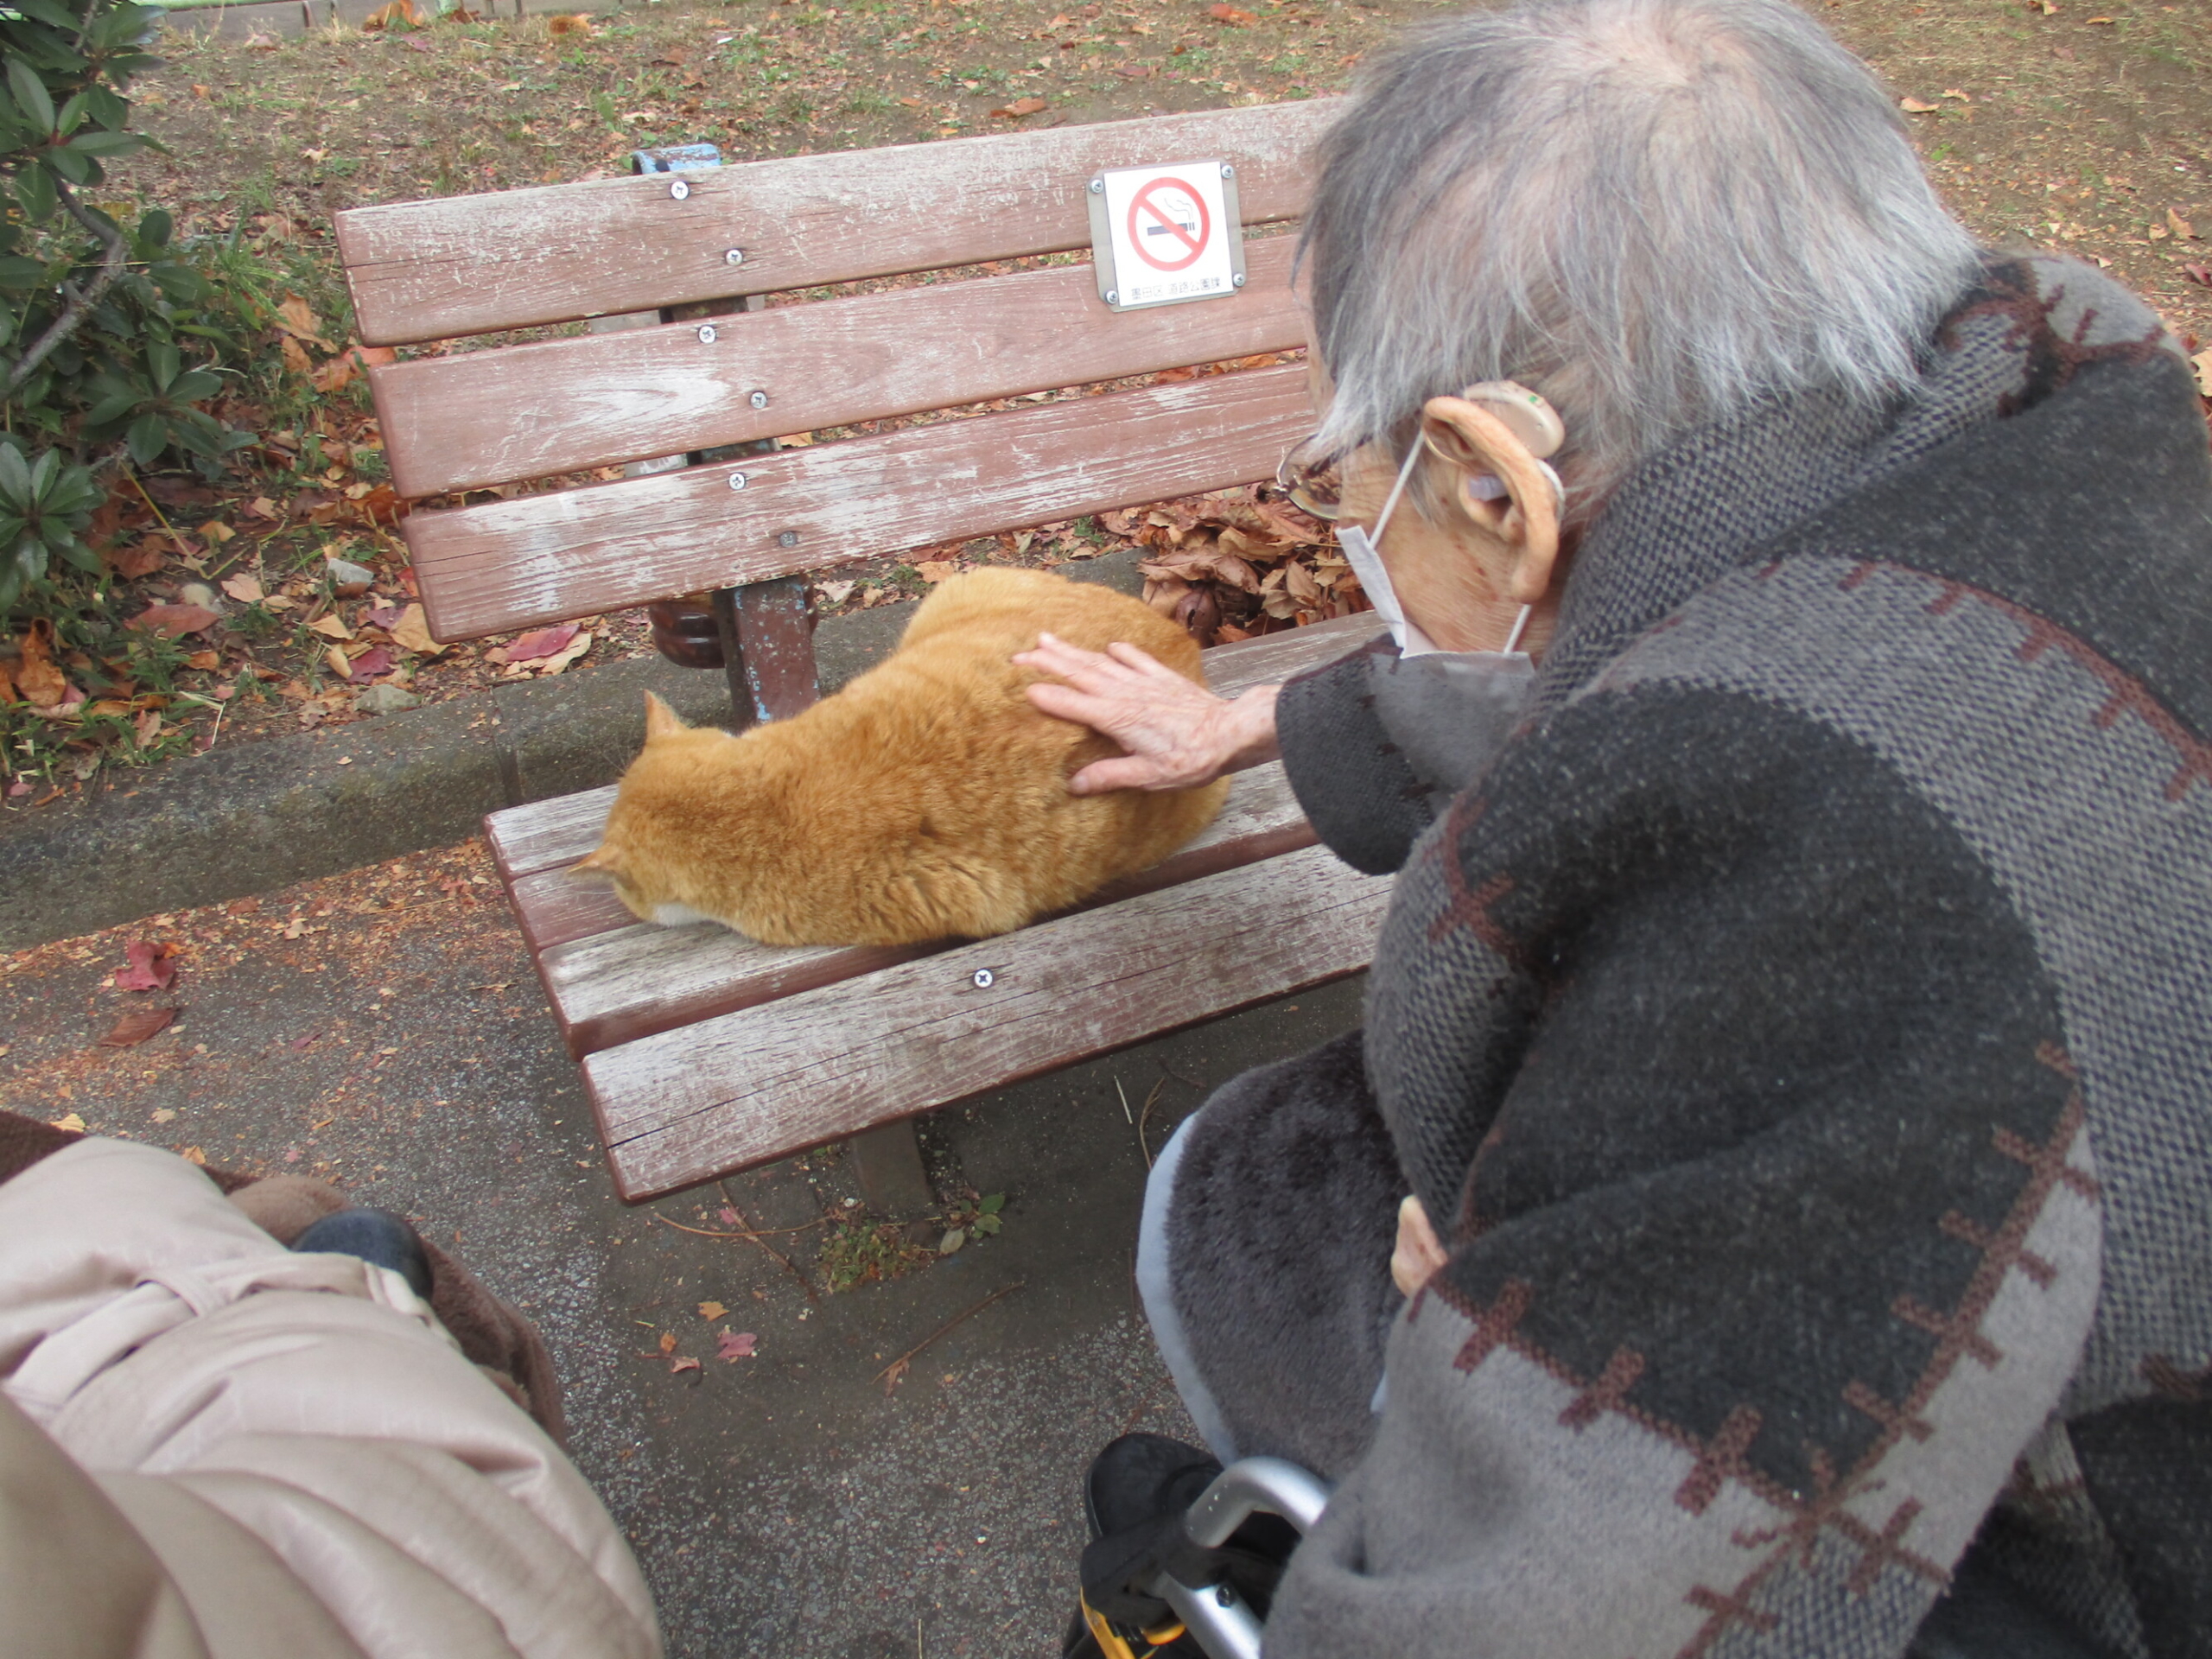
334, 100, 1394, 1211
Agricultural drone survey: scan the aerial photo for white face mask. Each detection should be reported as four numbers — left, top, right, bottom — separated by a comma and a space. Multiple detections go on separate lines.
1337, 438, 1541, 794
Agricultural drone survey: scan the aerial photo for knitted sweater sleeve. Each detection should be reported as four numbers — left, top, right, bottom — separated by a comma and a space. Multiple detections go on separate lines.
1274, 636, 1445, 875
1262, 677, 2106, 1659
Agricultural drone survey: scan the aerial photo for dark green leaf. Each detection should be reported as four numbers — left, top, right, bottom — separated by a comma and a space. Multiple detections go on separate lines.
7, 60, 55, 133
146, 338, 177, 391
124, 410, 168, 467
978, 1192, 1005, 1214
41, 144, 92, 186
67, 128, 142, 156
168, 368, 221, 403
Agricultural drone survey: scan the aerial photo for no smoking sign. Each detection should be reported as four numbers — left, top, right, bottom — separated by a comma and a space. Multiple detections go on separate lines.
1088, 160, 1246, 312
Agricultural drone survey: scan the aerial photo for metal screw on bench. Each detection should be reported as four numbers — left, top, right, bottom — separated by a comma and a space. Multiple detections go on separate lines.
1104, 290, 1119, 305
728, 474, 747, 491
1220, 163, 1235, 178
696, 323, 718, 344
1233, 273, 1246, 288
749, 390, 770, 410
669, 179, 690, 200
1088, 177, 1104, 194
724, 248, 746, 265
971, 969, 995, 989
778, 531, 799, 547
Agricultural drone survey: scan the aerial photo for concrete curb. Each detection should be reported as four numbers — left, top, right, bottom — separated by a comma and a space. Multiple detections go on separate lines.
0, 554, 1146, 950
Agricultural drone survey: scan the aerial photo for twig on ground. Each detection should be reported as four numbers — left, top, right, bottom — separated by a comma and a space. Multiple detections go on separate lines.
716, 1180, 820, 1303
1135, 1078, 1166, 1169
1157, 1063, 1206, 1092
1115, 1075, 1132, 1123
874, 1281, 1024, 1391
126, 469, 198, 564
649, 1211, 832, 1243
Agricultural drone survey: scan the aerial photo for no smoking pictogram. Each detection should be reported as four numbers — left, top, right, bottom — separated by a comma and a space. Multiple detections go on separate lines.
1127, 177, 1211, 272
1090, 159, 1242, 310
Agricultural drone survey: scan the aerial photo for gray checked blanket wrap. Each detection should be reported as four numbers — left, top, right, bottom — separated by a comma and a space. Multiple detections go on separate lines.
1162, 256, 2212, 1659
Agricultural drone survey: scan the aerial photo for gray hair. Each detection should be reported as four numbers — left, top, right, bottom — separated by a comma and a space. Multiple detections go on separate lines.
1300, 0, 1981, 512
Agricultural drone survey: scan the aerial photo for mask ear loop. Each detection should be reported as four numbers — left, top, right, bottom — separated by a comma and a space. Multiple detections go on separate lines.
1368, 433, 1427, 549
1501, 603, 1534, 656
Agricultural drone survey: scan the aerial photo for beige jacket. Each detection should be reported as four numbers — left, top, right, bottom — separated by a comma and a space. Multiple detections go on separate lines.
0, 1139, 660, 1659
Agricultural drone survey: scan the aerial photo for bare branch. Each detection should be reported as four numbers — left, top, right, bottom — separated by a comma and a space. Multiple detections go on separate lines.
3, 174, 127, 397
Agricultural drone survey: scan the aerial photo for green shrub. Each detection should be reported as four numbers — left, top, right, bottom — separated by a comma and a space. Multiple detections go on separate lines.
1, 0, 259, 615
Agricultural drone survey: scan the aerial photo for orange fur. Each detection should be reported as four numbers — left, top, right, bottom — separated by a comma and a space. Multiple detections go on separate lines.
576, 568, 1230, 947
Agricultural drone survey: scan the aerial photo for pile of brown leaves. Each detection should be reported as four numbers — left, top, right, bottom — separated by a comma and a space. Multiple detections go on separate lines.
1109, 486, 1370, 647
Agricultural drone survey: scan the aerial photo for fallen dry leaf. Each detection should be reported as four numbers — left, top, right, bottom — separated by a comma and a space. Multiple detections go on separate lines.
2193, 349, 2212, 400
537, 631, 593, 675
390, 604, 445, 656
113, 941, 178, 992
1208, 2, 1256, 22
49, 1112, 86, 1131
658, 1331, 677, 1356
880, 1356, 909, 1394
180, 1147, 207, 1166
11, 620, 68, 705
502, 622, 580, 663
308, 613, 355, 641
347, 646, 395, 682
1899, 96, 1940, 113
128, 604, 220, 639
324, 645, 353, 682
2182, 264, 2212, 288
668, 1355, 702, 1375
280, 335, 315, 377
991, 96, 1048, 118
105, 537, 168, 580
816, 579, 857, 606
100, 1007, 176, 1047
2168, 208, 2196, 241
914, 560, 960, 584
717, 1329, 759, 1362
221, 573, 265, 604
697, 1300, 728, 1321
150, 1108, 175, 1124
275, 294, 333, 350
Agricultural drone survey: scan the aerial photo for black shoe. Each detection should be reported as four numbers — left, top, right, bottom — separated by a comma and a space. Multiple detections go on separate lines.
1070, 1434, 1300, 1656
293, 1207, 435, 1300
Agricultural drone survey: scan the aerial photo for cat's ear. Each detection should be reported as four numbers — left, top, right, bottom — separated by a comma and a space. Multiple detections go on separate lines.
643, 691, 688, 741
569, 843, 621, 881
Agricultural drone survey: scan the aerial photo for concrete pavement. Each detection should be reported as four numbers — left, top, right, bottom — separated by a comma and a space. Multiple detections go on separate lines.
0, 837, 1366, 1657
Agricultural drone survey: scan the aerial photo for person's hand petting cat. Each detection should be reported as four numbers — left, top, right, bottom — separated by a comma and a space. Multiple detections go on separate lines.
1014, 632, 1281, 795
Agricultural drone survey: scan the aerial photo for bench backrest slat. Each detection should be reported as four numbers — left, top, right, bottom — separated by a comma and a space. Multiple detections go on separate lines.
337, 100, 1339, 346
372, 237, 1303, 499
410, 360, 1312, 640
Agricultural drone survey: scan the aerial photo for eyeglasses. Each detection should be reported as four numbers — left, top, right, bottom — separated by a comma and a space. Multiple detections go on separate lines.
1275, 433, 1347, 521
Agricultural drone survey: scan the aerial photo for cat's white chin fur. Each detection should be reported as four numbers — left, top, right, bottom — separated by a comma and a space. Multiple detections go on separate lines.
650, 901, 715, 927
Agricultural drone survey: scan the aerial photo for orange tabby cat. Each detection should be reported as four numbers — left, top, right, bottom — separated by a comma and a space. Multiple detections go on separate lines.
571, 568, 1228, 947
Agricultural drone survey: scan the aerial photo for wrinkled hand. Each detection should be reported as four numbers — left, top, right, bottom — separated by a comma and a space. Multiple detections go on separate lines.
1014, 631, 1281, 795
1391, 1196, 1446, 1298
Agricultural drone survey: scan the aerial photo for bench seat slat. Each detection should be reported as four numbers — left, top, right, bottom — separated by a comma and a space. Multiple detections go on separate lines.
407, 361, 1313, 642
372, 238, 1302, 499
585, 840, 1389, 1200
539, 758, 1315, 1058
338, 100, 1338, 346
481, 612, 1370, 883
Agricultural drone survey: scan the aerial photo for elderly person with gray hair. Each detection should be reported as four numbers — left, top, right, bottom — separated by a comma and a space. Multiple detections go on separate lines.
1020, 0, 2212, 1654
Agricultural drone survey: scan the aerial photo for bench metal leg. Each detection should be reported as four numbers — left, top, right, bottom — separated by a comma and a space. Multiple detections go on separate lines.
850, 1120, 933, 1217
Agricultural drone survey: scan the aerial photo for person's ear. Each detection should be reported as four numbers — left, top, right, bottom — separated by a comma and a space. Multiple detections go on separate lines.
1420, 393, 1565, 606
643, 691, 687, 741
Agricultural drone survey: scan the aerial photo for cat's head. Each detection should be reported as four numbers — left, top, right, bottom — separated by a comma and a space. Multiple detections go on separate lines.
570, 692, 754, 926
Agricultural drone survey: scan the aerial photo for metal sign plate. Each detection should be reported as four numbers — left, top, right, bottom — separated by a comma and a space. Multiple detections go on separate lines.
1087, 160, 1247, 312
